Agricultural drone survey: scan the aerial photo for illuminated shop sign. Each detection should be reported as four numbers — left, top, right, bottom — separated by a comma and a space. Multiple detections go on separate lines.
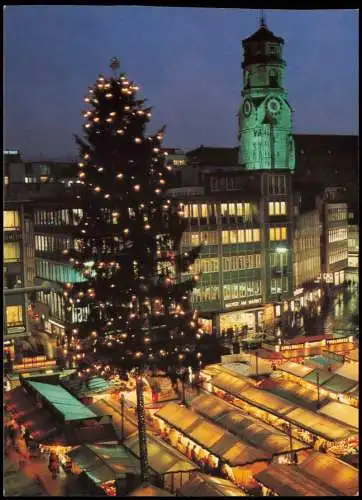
4, 149, 20, 156
293, 288, 304, 297
224, 297, 262, 309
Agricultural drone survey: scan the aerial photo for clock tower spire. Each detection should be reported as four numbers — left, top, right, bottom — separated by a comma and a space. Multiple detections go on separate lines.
238, 18, 295, 171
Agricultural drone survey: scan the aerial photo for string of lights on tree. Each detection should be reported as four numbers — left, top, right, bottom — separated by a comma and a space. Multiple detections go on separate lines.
62, 63, 205, 381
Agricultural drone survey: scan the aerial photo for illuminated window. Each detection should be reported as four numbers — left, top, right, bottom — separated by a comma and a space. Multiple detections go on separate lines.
221, 204, 228, 216
4, 211, 20, 230
230, 230, 237, 243
269, 202, 275, 216
281, 227, 287, 240
4, 176, 9, 185
228, 203, 236, 216
6, 305, 23, 327
191, 233, 200, 246
184, 205, 190, 218
238, 230, 245, 243
222, 231, 229, 244
253, 229, 260, 241
269, 228, 275, 241
4, 242, 20, 262
245, 229, 252, 242
40, 176, 48, 182
244, 203, 251, 216
280, 201, 286, 215
192, 205, 199, 218
236, 203, 243, 216
200, 204, 208, 218
269, 227, 287, 241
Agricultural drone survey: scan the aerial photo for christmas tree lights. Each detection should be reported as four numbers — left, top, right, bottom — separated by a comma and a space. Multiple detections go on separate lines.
63, 58, 203, 484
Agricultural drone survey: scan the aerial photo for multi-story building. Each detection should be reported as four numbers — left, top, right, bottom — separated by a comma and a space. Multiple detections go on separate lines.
346, 210, 359, 285
321, 187, 349, 286
168, 167, 294, 335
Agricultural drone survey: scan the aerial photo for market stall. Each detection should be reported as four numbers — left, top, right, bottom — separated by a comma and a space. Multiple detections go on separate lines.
277, 361, 315, 381
298, 452, 359, 496
128, 485, 173, 496
317, 401, 358, 430
123, 430, 199, 494
333, 362, 359, 383
177, 472, 245, 497
154, 402, 271, 491
69, 443, 140, 496
189, 393, 309, 459
254, 463, 337, 496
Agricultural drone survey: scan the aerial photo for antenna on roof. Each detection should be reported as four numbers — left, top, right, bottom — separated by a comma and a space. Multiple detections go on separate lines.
260, 9, 266, 28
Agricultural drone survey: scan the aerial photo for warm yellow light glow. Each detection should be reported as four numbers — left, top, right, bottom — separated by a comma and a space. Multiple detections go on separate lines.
116, 173, 124, 179
134, 184, 140, 191
134, 138, 142, 143
94, 186, 101, 192
117, 129, 124, 135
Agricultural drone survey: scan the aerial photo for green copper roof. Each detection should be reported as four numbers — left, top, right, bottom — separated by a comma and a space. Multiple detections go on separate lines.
27, 380, 97, 421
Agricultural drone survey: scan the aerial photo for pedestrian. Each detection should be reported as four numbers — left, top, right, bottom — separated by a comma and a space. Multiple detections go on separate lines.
24, 427, 31, 449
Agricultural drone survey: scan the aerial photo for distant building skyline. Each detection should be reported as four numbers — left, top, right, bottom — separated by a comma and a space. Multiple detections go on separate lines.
4, 7, 358, 159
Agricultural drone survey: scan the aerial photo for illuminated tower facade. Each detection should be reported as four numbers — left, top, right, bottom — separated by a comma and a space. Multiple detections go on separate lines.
239, 16, 295, 171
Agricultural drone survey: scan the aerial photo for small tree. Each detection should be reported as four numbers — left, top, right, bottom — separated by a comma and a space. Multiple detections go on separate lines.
63, 59, 203, 482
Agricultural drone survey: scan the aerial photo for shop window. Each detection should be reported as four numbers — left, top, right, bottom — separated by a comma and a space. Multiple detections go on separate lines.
4, 242, 20, 263
6, 305, 23, 327
4, 210, 20, 230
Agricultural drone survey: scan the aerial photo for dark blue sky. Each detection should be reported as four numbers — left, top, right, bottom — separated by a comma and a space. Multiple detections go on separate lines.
4, 7, 358, 160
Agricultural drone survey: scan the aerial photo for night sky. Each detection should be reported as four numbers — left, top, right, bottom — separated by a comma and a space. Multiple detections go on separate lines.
4, 7, 358, 160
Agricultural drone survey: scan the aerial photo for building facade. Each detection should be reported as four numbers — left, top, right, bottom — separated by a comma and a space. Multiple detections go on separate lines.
346, 211, 359, 284
168, 168, 294, 335
321, 188, 349, 286
239, 19, 295, 172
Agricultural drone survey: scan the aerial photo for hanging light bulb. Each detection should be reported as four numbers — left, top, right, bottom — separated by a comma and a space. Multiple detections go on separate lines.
93, 117, 100, 122
117, 129, 124, 135
134, 185, 140, 191
134, 137, 142, 144
105, 93, 113, 98
116, 173, 124, 179
97, 167, 104, 172
94, 186, 101, 192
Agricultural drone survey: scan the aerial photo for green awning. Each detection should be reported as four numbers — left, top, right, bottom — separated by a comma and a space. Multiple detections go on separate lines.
26, 380, 97, 421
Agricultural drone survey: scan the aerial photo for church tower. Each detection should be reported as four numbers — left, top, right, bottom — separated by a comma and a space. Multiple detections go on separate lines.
238, 14, 295, 171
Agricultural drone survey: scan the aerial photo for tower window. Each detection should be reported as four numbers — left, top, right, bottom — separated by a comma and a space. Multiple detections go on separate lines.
269, 70, 278, 87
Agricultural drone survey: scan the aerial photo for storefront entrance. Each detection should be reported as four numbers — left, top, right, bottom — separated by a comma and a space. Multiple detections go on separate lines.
220, 310, 257, 334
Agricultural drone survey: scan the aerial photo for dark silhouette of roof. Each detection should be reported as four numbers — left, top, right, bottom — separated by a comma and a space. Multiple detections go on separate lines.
186, 146, 238, 166
243, 25, 284, 45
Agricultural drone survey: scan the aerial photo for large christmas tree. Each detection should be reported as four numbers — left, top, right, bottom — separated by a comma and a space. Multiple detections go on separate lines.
62, 59, 203, 482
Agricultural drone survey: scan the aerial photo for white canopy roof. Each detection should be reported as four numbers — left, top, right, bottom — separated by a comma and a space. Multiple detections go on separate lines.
334, 362, 359, 382
317, 401, 359, 429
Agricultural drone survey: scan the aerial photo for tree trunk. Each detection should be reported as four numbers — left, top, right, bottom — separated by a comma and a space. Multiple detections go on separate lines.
135, 370, 149, 484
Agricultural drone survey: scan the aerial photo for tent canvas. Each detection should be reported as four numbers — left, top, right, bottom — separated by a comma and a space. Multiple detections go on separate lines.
298, 452, 359, 497
278, 361, 315, 378
178, 472, 243, 497
128, 485, 173, 496
317, 401, 358, 429
333, 363, 359, 383
212, 372, 253, 396
26, 380, 97, 421
321, 374, 358, 394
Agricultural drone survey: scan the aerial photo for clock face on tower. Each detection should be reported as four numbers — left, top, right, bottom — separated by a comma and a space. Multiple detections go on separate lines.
243, 99, 252, 117
267, 98, 281, 115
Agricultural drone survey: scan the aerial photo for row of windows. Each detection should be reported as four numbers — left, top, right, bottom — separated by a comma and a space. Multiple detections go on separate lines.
268, 175, 287, 195
294, 257, 321, 284
210, 176, 243, 192
182, 231, 218, 247
328, 228, 348, 243
348, 237, 359, 253
223, 254, 261, 272
38, 290, 65, 322
192, 285, 220, 302
35, 235, 73, 253
222, 229, 260, 244
4, 242, 21, 263
327, 207, 347, 222
268, 201, 287, 216
36, 259, 86, 284
329, 249, 348, 265
34, 209, 83, 226
270, 252, 288, 268
223, 281, 262, 300
295, 235, 320, 252
6, 304, 24, 327
4, 210, 20, 230
183, 202, 253, 219
191, 258, 219, 274
269, 227, 287, 241
270, 277, 289, 295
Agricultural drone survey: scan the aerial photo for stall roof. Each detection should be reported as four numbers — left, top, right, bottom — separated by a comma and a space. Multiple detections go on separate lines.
259, 378, 329, 410
317, 401, 359, 430
347, 384, 359, 397
254, 464, 337, 496
286, 407, 356, 442
190, 393, 308, 456
42, 422, 119, 446
155, 402, 203, 433
178, 472, 244, 497
212, 372, 253, 396
321, 374, 358, 394
89, 399, 137, 440
237, 387, 297, 415
124, 431, 199, 475
224, 360, 272, 377
155, 403, 271, 466
278, 361, 315, 378
69, 444, 139, 485
25, 380, 97, 421
128, 485, 173, 496
303, 369, 335, 385
333, 363, 359, 383
345, 348, 359, 362
299, 452, 359, 497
